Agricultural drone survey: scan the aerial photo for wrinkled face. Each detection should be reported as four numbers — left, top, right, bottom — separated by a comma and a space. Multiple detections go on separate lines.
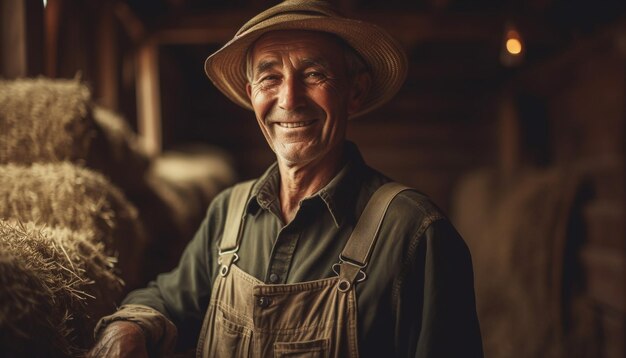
246, 30, 361, 167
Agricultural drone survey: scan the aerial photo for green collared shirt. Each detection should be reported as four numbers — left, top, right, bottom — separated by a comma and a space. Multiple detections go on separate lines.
122, 142, 483, 357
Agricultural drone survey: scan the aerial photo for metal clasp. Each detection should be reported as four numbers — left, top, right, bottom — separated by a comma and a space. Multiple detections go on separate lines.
332, 254, 367, 283
218, 246, 240, 257
218, 246, 239, 276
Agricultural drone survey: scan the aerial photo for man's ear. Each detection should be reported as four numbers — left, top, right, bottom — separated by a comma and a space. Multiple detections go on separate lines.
246, 83, 252, 100
347, 72, 371, 115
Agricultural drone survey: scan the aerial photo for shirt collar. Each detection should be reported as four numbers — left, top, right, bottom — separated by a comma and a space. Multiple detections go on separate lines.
246, 141, 367, 227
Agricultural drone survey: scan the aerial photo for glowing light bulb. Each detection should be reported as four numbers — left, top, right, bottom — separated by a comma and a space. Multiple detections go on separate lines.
500, 24, 524, 67
506, 38, 522, 55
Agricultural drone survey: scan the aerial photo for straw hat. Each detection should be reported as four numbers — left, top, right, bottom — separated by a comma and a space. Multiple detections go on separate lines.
204, 0, 408, 119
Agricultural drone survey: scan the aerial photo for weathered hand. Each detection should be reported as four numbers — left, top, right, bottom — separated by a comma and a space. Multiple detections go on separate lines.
86, 321, 149, 358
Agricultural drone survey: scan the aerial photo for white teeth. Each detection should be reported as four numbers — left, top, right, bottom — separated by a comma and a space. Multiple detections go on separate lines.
277, 120, 314, 128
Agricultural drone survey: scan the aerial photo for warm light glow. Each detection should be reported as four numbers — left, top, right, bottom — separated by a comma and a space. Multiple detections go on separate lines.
500, 24, 524, 67
506, 38, 522, 55
43, 0, 47, 8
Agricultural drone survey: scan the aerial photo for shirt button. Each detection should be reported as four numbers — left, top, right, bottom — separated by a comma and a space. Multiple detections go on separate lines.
256, 296, 271, 308
269, 273, 280, 284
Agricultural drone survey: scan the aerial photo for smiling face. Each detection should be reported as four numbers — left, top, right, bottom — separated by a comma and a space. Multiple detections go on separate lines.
246, 30, 364, 168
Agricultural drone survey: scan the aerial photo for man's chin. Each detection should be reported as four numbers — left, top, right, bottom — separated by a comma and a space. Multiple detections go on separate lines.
275, 144, 320, 167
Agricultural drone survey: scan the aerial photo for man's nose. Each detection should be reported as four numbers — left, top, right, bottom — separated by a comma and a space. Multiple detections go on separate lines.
278, 76, 306, 110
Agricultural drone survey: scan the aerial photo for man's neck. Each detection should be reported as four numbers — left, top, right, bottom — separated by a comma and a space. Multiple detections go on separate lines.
277, 147, 345, 224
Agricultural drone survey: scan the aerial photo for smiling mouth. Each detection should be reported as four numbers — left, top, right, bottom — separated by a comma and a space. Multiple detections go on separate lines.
276, 120, 316, 128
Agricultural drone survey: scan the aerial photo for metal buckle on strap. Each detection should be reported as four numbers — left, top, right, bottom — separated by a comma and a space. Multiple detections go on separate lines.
339, 254, 367, 269
332, 255, 367, 284
218, 246, 239, 276
218, 246, 240, 256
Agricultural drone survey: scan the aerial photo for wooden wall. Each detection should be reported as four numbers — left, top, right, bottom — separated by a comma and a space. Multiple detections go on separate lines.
514, 23, 625, 358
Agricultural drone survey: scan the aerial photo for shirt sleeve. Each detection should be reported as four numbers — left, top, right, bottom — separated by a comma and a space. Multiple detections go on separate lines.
93, 304, 178, 356
413, 219, 484, 358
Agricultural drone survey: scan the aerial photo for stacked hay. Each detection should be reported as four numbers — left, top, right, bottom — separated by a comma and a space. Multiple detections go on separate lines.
86, 106, 151, 193
146, 144, 236, 271
0, 78, 94, 164
0, 162, 147, 290
1, 77, 237, 282
150, 144, 236, 238
151, 143, 236, 212
0, 77, 236, 353
0, 220, 122, 356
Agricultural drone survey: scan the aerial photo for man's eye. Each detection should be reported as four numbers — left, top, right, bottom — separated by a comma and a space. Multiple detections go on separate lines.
259, 75, 280, 83
305, 72, 325, 79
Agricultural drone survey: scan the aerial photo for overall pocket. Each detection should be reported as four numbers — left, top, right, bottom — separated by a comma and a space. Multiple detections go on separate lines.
211, 311, 253, 358
274, 338, 329, 358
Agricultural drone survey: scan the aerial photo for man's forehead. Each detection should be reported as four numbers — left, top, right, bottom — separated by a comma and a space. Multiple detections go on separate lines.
249, 30, 344, 60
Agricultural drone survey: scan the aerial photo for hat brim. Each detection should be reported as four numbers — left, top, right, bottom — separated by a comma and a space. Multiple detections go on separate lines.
204, 14, 408, 119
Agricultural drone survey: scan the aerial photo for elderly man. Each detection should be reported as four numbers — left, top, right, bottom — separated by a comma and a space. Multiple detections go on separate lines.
89, 1, 482, 357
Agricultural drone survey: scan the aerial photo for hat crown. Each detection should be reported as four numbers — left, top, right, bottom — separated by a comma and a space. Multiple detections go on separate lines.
237, 0, 340, 36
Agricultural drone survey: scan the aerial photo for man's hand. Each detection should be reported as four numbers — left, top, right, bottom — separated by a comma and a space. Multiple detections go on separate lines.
87, 321, 149, 358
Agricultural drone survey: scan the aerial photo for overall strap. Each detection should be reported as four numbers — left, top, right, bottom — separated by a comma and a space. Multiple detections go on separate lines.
336, 182, 411, 292
218, 180, 255, 277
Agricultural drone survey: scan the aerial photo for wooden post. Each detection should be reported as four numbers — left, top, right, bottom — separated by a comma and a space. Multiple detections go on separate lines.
96, 1, 118, 110
1, 0, 43, 78
136, 42, 161, 157
43, 0, 61, 78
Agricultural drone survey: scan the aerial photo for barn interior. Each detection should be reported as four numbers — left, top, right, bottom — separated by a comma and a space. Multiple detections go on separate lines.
0, 0, 624, 357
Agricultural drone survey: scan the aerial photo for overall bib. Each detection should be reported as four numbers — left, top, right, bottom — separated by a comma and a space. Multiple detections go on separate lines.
196, 181, 409, 357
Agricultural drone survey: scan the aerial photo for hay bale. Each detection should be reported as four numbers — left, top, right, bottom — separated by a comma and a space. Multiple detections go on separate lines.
452, 168, 585, 358
143, 145, 236, 273
86, 106, 151, 192
0, 77, 94, 164
0, 252, 67, 357
151, 144, 236, 208
0, 162, 148, 289
0, 220, 123, 356
149, 144, 236, 240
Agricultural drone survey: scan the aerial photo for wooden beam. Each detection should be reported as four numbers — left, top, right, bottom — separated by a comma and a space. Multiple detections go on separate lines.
44, 0, 61, 77
96, 1, 118, 110
1, 0, 43, 78
113, 1, 146, 43
136, 43, 161, 156
151, 11, 506, 47
0, 0, 26, 77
